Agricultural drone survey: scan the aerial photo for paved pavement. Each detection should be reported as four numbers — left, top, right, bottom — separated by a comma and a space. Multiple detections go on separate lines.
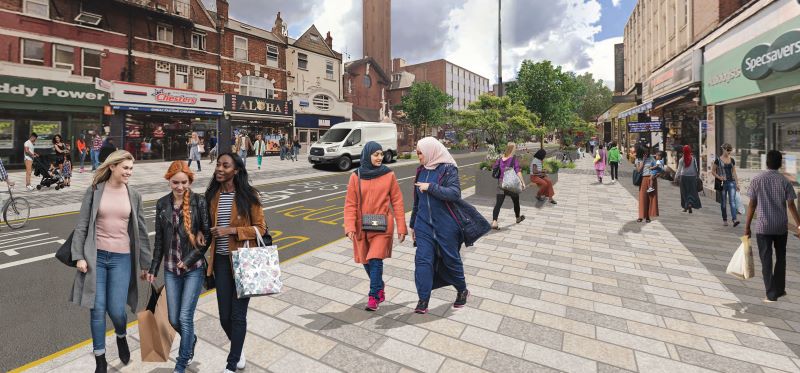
20, 156, 800, 373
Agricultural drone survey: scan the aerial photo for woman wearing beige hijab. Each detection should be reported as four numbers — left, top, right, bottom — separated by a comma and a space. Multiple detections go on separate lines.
410, 137, 468, 314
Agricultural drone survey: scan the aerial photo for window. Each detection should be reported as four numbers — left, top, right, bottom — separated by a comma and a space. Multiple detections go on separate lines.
312, 94, 331, 111
239, 75, 274, 98
82, 49, 101, 78
21, 39, 45, 66
53, 44, 74, 71
234, 36, 248, 61
267, 45, 279, 68
174, 0, 191, 18
191, 32, 206, 51
24, 0, 48, 17
326, 61, 334, 80
157, 25, 173, 43
174, 65, 188, 89
393, 74, 401, 82
155, 61, 171, 86
346, 129, 361, 146
363, 74, 372, 88
192, 67, 206, 91
298, 53, 308, 70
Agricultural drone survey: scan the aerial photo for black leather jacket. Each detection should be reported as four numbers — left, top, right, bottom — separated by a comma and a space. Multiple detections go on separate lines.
149, 192, 211, 276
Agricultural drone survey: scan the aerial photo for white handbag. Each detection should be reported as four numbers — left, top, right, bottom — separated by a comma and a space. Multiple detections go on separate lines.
501, 167, 523, 194
231, 227, 282, 297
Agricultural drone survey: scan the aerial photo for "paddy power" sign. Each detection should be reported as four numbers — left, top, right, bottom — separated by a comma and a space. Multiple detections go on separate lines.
0, 76, 106, 107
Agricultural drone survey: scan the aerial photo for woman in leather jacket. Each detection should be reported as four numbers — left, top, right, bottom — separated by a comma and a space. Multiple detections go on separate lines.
145, 160, 210, 373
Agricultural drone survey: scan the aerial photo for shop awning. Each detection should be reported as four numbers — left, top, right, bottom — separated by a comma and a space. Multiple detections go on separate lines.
111, 102, 223, 116
228, 111, 292, 122
618, 101, 652, 119
652, 87, 694, 111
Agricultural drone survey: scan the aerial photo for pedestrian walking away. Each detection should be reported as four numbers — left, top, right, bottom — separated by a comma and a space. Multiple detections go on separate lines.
90, 131, 102, 171
607, 142, 621, 183
677, 145, 701, 213
530, 149, 557, 204
145, 161, 211, 373
594, 143, 607, 183
68, 150, 151, 373
205, 152, 266, 372
713, 143, 741, 227
278, 133, 287, 160
23, 133, 38, 191
636, 147, 659, 223
744, 150, 800, 302
254, 134, 266, 170
187, 132, 202, 172
491, 142, 526, 230
344, 141, 407, 311
292, 135, 301, 161
410, 137, 469, 314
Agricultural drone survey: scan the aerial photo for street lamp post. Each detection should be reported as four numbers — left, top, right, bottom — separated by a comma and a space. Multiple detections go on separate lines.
497, 0, 503, 97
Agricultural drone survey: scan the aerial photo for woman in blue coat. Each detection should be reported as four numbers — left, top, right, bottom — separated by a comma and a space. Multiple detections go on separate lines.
410, 137, 468, 314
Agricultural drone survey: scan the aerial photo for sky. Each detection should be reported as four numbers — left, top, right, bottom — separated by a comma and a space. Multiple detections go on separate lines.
203, 0, 636, 88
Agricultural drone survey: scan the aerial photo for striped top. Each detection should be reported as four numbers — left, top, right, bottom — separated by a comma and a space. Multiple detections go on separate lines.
748, 170, 797, 235
215, 192, 235, 255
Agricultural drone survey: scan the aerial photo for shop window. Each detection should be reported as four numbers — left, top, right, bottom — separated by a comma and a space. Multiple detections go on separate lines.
53, 44, 74, 71
326, 61, 334, 80
775, 92, 800, 114
722, 100, 766, 172
24, 0, 48, 17
234, 36, 248, 61
82, 49, 101, 78
174, 65, 189, 89
191, 32, 206, 51
157, 25, 173, 44
267, 45, 279, 68
298, 53, 308, 70
22, 39, 45, 66
313, 94, 331, 111
193, 67, 206, 91
155, 61, 171, 86
0, 119, 14, 150
239, 75, 274, 98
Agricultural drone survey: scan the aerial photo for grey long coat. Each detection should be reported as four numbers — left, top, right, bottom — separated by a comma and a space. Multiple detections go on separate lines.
69, 182, 152, 312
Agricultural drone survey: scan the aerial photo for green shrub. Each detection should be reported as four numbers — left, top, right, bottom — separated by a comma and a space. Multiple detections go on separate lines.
479, 161, 491, 170
543, 158, 561, 174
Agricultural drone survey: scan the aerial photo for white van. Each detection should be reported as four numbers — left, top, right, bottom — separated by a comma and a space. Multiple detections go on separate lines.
308, 121, 398, 171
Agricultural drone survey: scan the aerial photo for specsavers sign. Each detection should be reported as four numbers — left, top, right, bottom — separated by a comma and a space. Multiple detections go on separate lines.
0, 75, 106, 107
704, 13, 800, 105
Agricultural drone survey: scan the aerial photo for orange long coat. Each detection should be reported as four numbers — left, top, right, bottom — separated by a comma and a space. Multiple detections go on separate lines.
343, 171, 408, 264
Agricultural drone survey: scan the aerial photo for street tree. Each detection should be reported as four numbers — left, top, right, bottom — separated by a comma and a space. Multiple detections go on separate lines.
400, 81, 454, 144
572, 72, 613, 122
457, 94, 541, 154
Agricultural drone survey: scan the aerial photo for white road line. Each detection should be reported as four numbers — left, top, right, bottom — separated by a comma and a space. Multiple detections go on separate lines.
1, 238, 62, 256
0, 253, 55, 269
0, 233, 49, 245
0, 228, 39, 238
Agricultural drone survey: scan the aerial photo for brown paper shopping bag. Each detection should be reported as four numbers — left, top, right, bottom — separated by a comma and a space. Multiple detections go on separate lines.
137, 285, 175, 362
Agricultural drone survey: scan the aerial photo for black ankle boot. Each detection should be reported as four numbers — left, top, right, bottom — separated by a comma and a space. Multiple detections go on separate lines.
94, 354, 107, 373
117, 336, 130, 365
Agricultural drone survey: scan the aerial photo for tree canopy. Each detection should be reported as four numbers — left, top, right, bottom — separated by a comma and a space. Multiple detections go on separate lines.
456, 94, 541, 153
400, 81, 454, 133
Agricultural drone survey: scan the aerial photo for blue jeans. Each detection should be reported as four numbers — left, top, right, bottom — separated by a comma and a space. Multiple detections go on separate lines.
279, 146, 286, 160
362, 259, 384, 298
238, 150, 247, 166
79, 149, 87, 169
165, 268, 204, 372
720, 180, 738, 221
90, 149, 100, 170
91, 250, 131, 354
414, 220, 467, 301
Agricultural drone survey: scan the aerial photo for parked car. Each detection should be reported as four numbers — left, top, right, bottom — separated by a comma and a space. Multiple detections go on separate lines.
308, 121, 398, 171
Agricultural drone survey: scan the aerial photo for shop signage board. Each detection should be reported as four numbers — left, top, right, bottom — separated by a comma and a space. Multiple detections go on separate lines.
642, 49, 701, 103
627, 121, 662, 133
0, 75, 106, 107
0, 119, 13, 149
109, 82, 223, 115
703, 12, 800, 105
225, 94, 293, 118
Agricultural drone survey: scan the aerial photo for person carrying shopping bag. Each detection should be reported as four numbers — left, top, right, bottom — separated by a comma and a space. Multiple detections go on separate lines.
410, 137, 469, 314
490, 142, 526, 230
144, 161, 211, 373
344, 141, 407, 311
205, 152, 266, 373
69, 150, 152, 373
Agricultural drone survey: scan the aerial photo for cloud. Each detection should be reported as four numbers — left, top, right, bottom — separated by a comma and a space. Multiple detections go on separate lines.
611, 0, 622, 6
576, 36, 623, 89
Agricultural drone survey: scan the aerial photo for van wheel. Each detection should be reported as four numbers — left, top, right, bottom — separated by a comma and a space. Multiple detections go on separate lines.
383, 151, 393, 164
336, 156, 352, 171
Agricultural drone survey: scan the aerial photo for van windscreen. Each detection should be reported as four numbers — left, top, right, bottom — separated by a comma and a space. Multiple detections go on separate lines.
320, 128, 351, 143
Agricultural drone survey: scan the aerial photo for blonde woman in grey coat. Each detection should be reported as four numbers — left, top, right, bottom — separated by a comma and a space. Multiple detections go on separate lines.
70, 150, 151, 373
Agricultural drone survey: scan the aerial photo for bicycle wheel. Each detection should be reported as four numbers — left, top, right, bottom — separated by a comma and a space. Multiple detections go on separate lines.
4, 197, 31, 229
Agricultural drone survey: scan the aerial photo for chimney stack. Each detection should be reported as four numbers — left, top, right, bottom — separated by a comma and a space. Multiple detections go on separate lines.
272, 12, 286, 37
215, 0, 228, 24
325, 31, 333, 48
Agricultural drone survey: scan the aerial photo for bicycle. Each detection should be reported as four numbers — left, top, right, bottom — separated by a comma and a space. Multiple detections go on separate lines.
1, 183, 30, 229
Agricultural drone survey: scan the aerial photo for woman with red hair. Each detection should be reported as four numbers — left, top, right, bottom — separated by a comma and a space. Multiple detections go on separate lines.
677, 145, 702, 213
145, 160, 211, 373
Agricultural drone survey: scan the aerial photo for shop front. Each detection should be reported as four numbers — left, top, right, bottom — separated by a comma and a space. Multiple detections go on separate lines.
292, 88, 352, 154
618, 101, 653, 160
0, 75, 107, 167
109, 82, 223, 161
225, 94, 293, 154
703, 0, 800, 194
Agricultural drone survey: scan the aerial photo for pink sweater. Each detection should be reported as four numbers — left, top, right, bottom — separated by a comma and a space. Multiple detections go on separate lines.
95, 184, 131, 253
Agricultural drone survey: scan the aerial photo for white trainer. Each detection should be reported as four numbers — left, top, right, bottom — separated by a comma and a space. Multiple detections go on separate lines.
237, 354, 246, 369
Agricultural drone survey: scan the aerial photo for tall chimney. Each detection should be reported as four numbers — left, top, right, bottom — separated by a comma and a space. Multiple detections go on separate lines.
325, 31, 333, 48
215, 0, 228, 24
272, 12, 285, 37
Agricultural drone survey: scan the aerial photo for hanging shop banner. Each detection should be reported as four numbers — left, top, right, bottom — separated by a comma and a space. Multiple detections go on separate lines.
627, 121, 662, 133
109, 82, 223, 115
0, 75, 107, 107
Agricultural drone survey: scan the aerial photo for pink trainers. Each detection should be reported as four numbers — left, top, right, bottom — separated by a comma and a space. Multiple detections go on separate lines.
378, 287, 386, 303
365, 296, 379, 311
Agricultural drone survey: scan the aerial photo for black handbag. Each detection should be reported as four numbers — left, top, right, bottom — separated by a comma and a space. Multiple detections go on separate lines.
57, 186, 95, 267
632, 169, 643, 186
202, 257, 215, 290
491, 164, 501, 179
357, 170, 387, 232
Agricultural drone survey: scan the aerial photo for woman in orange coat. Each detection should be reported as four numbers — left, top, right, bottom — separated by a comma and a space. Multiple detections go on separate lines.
344, 141, 407, 311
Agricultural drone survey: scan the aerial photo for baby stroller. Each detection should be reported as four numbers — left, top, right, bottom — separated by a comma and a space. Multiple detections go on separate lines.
32, 156, 65, 190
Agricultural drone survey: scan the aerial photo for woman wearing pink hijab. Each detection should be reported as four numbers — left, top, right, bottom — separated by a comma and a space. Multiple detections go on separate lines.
410, 137, 468, 314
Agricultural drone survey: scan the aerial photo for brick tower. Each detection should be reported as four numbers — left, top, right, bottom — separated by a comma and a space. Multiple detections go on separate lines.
362, 0, 391, 73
